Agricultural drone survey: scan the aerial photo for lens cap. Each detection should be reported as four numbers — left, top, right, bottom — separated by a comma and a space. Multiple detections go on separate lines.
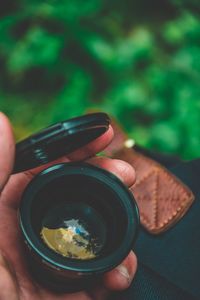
13, 113, 110, 173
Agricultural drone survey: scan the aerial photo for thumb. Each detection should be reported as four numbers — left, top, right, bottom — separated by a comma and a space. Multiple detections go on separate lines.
103, 251, 137, 291
0, 112, 15, 192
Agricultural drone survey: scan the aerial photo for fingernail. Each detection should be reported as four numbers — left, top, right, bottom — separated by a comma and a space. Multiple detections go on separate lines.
116, 264, 130, 283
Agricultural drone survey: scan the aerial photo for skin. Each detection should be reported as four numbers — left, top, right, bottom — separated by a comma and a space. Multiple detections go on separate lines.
0, 112, 137, 300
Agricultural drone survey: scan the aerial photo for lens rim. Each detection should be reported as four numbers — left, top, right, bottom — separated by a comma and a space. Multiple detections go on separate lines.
19, 162, 139, 274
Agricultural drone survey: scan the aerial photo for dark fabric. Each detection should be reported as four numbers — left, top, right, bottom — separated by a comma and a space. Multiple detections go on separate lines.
134, 159, 200, 298
134, 145, 182, 168
111, 157, 200, 300
111, 264, 197, 300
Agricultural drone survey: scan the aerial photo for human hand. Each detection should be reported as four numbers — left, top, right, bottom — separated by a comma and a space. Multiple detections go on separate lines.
0, 113, 137, 300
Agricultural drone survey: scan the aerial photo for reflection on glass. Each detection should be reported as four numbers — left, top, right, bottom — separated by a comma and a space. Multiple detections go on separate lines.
41, 218, 100, 259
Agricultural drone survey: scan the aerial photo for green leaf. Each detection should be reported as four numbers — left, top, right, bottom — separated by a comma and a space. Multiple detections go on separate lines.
7, 27, 62, 72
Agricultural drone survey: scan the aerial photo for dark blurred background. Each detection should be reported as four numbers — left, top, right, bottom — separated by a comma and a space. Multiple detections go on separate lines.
0, 0, 200, 159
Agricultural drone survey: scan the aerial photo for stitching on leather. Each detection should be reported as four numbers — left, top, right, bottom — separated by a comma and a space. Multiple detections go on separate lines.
140, 213, 152, 227
131, 154, 194, 231
133, 169, 155, 188
153, 169, 159, 228
111, 144, 194, 234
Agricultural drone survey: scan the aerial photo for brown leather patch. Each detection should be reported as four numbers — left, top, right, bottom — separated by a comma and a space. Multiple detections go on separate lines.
103, 118, 195, 234
112, 148, 195, 234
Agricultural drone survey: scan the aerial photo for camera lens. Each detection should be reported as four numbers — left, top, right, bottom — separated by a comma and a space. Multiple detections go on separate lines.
40, 202, 107, 259
19, 162, 139, 292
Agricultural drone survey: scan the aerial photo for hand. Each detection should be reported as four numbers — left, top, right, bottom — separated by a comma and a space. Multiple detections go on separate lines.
0, 113, 137, 300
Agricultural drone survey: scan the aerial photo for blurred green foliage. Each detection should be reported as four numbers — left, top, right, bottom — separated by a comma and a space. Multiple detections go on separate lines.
0, 0, 200, 159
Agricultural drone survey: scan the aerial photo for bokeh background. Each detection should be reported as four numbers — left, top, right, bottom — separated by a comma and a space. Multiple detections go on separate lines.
0, 0, 200, 159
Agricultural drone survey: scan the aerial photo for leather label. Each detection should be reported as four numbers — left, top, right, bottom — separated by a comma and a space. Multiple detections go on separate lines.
104, 119, 195, 234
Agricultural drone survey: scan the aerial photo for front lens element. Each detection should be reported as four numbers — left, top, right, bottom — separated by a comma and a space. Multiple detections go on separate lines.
40, 202, 107, 260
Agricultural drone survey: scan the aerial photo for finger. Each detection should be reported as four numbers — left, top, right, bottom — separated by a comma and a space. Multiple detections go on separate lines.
103, 251, 137, 291
0, 113, 15, 192
2, 126, 113, 209
14, 125, 114, 178
0, 252, 19, 300
87, 157, 136, 187
66, 125, 114, 161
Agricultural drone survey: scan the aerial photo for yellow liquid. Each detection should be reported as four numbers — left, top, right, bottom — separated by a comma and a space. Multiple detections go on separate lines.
41, 223, 97, 260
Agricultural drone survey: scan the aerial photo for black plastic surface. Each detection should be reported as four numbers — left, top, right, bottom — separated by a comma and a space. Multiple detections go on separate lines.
13, 113, 110, 173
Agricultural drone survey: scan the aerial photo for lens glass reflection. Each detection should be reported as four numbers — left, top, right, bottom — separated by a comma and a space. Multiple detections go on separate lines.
40, 202, 106, 260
